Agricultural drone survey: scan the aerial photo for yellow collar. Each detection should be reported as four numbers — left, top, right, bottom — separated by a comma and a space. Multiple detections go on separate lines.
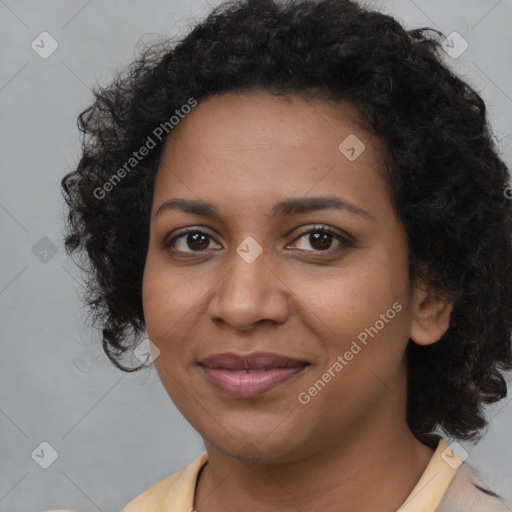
398, 438, 460, 511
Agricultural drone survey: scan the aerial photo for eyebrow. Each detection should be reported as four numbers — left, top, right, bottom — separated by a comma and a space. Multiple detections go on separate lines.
155, 196, 374, 222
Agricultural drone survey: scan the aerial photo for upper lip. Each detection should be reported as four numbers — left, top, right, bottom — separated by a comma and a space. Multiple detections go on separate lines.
199, 352, 308, 371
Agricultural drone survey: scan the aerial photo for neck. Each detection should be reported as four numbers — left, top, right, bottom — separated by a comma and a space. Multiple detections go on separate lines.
194, 401, 435, 511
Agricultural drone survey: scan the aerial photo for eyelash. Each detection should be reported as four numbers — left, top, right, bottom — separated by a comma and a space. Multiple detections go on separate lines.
163, 225, 354, 257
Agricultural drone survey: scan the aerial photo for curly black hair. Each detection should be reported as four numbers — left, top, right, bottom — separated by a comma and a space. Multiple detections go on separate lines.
61, 0, 512, 442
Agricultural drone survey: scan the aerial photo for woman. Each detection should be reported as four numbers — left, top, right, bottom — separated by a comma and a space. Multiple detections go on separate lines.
61, 0, 512, 509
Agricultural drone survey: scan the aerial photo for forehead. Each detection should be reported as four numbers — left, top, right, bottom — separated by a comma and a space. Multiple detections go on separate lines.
152, 91, 390, 217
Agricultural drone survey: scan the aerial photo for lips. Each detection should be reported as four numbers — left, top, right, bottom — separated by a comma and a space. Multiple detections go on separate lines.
200, 352, 307, 371
199, 352, 309, 397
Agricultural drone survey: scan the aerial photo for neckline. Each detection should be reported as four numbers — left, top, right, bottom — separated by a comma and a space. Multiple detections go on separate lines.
190, 438, 460, 511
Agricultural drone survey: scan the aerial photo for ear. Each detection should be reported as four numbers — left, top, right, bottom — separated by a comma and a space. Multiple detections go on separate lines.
409, 280, 453, 346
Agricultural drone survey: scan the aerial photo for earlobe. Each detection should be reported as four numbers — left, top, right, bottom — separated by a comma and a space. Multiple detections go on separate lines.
409, 283, 453, 346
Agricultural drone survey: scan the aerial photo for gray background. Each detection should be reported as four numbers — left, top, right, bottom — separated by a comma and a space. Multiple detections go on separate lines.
1, 0, 511, 510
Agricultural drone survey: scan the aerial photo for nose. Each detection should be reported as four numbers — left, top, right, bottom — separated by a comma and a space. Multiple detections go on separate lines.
207, 244, 290, 331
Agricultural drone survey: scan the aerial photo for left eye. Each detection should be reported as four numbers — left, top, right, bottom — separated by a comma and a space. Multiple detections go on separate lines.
289, 226, 350, 253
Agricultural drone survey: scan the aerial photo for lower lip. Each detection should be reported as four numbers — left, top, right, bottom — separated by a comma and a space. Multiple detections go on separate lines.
199, 365, 307, 398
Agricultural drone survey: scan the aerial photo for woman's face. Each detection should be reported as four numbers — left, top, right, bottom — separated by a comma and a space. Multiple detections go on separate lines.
142, 91, 424, 463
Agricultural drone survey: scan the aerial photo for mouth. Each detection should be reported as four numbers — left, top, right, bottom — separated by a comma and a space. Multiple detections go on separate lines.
198, 352, 310, 398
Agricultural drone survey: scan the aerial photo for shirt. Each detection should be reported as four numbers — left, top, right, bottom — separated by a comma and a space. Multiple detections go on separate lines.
48, 438, 510, 511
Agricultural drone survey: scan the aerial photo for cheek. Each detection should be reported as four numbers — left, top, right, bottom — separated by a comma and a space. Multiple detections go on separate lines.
142, 276, 189, 378
291, 252, 412, 381
141, 259, 199, 403
294, 269, 410, 425
142, 253, 206, 341
295, 261, 407, 338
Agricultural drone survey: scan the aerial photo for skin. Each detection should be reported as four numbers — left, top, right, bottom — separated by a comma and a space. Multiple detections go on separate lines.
142, 90, 453, 511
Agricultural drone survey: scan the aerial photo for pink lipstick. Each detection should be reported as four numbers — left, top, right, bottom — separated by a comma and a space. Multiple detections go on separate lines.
199, 352, 309, 398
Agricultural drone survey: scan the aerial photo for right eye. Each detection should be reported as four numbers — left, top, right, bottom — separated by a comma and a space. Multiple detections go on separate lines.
165, 229, 222, 254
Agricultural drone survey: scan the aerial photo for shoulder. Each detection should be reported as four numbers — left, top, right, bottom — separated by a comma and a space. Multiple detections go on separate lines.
121, 471, 184, 512
437, 463, 510, 512
45, 453, 208, 512
122, 452, 208, 512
